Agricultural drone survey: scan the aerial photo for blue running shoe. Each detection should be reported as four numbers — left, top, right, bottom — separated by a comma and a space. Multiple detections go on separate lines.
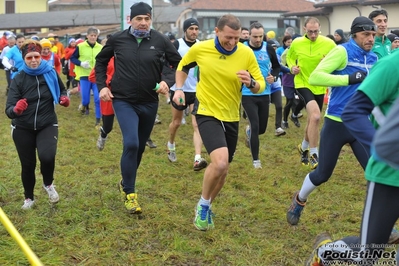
194, 204, 210, 231
287, 191, 306, 225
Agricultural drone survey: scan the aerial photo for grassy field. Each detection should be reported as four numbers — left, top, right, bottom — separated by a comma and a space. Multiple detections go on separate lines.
0, 76, 370, 265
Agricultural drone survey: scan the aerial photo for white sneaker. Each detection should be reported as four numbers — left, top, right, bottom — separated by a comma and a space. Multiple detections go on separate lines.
97, 135, 107, 151
275, 127, 286, 136
43, 184, 59, 203
253, 160, 262, 169
181, 117, 186, 125
21, 198, 35, 210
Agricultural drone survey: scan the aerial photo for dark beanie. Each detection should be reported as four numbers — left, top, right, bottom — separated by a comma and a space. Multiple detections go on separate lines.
391, 30, 399, 36
387, 33, 399, 43
350, 16, 376, 34
130, 2, 152, 19
335, 29, 344, 39
267, 40, 279, 48
183, 18, 199, 32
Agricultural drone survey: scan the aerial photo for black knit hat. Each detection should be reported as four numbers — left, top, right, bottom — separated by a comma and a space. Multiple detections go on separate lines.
130, 2, 152, 20
391, 30, 399, 36
335, 29, 344, 39
267, 40, 279, 48
350, 16, 376, 34
387, 33, 399, 43
183, 18, 199, 32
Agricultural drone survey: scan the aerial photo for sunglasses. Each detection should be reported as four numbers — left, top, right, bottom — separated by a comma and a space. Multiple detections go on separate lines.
356, 25, 377, 32
25, 55, 41, 60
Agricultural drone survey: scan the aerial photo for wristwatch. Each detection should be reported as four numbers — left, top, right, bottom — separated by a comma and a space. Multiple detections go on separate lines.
248, 78, 256, 89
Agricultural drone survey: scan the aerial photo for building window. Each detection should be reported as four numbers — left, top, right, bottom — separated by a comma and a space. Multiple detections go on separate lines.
277, 18, 299, 33
203, 18, 217, 35
283, 19, 299, 28
5, 0, 15, 14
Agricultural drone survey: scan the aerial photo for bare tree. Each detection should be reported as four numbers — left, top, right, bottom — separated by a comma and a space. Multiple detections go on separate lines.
152, 5, 171, 33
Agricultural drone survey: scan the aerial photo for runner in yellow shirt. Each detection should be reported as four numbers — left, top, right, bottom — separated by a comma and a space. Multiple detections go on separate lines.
286, 17, 336, 169
173, 14, 265, 231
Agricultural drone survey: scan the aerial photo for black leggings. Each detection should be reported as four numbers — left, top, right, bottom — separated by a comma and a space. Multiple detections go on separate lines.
242, 95, 270, 161
283, 98, 296, 121
101, 114, 115, 138
271, 90, 282, 129
12, 124, 58, 200
283, 88, 305, 121
320, 182, 399, 264
309, 118, 370, 186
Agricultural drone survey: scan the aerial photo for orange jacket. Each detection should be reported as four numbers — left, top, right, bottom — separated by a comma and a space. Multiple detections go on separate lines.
55, 42, 65, 58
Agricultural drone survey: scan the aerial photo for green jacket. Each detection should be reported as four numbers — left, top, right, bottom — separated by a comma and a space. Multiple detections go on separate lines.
372, 35, 391, 59
359, 51, 399, 187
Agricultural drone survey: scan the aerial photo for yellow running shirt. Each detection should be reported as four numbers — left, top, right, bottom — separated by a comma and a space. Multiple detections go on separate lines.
177, 39, 265, 122
287, 35, 336, 95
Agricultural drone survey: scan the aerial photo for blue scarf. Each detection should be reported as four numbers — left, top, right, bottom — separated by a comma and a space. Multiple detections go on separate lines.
214, 37, 237, 55
132, 29, 151, 38
22, 60, 60, 104
130, 27, 151, 38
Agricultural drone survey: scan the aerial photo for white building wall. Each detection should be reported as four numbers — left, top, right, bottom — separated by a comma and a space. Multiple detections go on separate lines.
329, 4, 399, 35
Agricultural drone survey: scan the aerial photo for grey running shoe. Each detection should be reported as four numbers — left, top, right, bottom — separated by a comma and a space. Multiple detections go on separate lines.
290, 114, 301, 127
146, 139, 157, 148
97, 135, 107, 151
167, 149, 177, 162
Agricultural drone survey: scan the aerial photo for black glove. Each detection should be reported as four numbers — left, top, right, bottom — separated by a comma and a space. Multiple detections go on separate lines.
10, 66, 18, 72
348, 71, 366, 85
